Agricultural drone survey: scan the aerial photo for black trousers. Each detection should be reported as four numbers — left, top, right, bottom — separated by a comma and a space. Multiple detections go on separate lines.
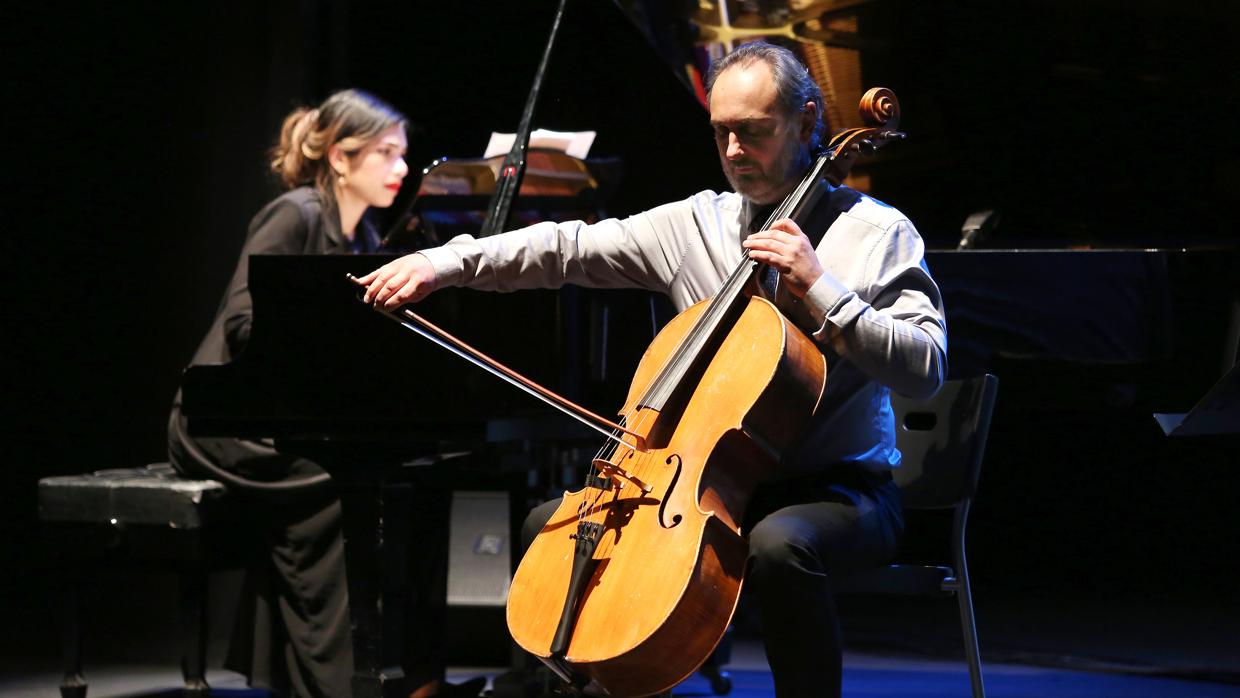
519, 469, 903, 698
169, 408, 452, 698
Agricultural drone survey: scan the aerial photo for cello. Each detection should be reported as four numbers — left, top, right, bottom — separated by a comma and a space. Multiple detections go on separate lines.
502, 89, 906, 697
355, 88, 906, 696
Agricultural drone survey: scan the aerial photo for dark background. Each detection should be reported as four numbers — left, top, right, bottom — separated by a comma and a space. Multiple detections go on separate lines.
3, 0, 1238, 677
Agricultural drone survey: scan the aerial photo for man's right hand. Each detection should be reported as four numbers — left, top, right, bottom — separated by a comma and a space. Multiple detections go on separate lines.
355, 253, 437, 309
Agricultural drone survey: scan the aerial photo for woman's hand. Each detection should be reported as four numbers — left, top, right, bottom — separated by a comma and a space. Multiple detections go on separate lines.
741, 218, 823, 298
354, 253, 437, 309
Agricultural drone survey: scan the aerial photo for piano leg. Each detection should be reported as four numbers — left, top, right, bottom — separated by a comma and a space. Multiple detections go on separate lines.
336, 466, 411, 698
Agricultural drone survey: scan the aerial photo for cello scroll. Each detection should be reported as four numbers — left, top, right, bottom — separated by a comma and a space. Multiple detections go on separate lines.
823, 86, 906, 186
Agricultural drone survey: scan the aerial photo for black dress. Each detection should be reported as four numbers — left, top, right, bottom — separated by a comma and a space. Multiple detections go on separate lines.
168, 186, 378, 698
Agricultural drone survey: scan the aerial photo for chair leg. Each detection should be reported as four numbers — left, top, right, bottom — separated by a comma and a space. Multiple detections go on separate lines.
179, 568, 210, 698
956, 569, 986, 698
953, 502, 985, 698
59, 574, 88, 698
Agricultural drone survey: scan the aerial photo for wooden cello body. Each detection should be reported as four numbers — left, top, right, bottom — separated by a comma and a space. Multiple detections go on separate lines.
506, 294, 825, 696
504, 88, 906, 696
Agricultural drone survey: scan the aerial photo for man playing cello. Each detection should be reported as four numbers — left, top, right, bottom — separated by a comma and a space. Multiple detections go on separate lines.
360, 42, 946, 698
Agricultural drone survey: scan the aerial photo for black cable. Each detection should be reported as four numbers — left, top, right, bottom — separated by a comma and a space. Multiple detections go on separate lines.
169, 406, 331, 497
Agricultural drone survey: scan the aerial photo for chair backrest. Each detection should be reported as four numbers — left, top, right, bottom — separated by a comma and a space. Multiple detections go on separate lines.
890, 374, 998, 510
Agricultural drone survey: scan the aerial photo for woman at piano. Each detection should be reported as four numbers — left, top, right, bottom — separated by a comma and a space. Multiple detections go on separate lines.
167, 90, 482, 698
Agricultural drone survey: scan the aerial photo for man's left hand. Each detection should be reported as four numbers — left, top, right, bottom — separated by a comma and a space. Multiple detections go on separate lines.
742, 218, 823, 298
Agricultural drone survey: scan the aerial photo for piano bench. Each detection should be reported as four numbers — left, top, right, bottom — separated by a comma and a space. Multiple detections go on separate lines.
38, 463, 259, 698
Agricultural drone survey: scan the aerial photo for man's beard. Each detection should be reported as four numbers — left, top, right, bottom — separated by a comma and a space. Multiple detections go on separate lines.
722, 141, 811, 205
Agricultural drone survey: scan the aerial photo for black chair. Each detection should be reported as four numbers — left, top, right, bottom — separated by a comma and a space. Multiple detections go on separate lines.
38, 463, 258, 698
835, 374, 998, 698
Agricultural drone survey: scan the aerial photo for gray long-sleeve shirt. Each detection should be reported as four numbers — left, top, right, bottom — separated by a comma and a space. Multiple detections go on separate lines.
420, 187, 947, 476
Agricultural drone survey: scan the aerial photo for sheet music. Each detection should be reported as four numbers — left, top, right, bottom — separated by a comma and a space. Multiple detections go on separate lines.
484, 128, 596, 160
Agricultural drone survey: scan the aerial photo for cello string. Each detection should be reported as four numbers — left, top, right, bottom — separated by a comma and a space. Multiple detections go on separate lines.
635, 157, 824, 411
639, 286, 737, 410
594, 156, 834, 557
642, 265, 751, 410
581, 419, 623, 528
577, 154, 836, 552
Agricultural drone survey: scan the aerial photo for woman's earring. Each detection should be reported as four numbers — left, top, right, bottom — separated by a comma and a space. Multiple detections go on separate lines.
337, 173, 347, 188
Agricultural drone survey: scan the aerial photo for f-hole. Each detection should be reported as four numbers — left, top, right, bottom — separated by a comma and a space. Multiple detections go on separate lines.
658, 454, 684, 529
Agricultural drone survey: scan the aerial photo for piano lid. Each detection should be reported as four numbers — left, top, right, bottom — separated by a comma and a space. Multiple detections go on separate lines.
361, 0, 726, 226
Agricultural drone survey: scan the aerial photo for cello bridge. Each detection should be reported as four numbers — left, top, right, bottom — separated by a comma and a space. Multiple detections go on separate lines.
591, 458, 652, 493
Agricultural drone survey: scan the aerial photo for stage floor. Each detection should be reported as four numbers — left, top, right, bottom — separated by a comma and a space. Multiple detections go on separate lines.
2, 576, 1236, 698
3, 644, 1239, 698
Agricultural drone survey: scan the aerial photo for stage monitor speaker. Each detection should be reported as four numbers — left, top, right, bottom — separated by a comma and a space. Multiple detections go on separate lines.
445, 490, 513, 665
